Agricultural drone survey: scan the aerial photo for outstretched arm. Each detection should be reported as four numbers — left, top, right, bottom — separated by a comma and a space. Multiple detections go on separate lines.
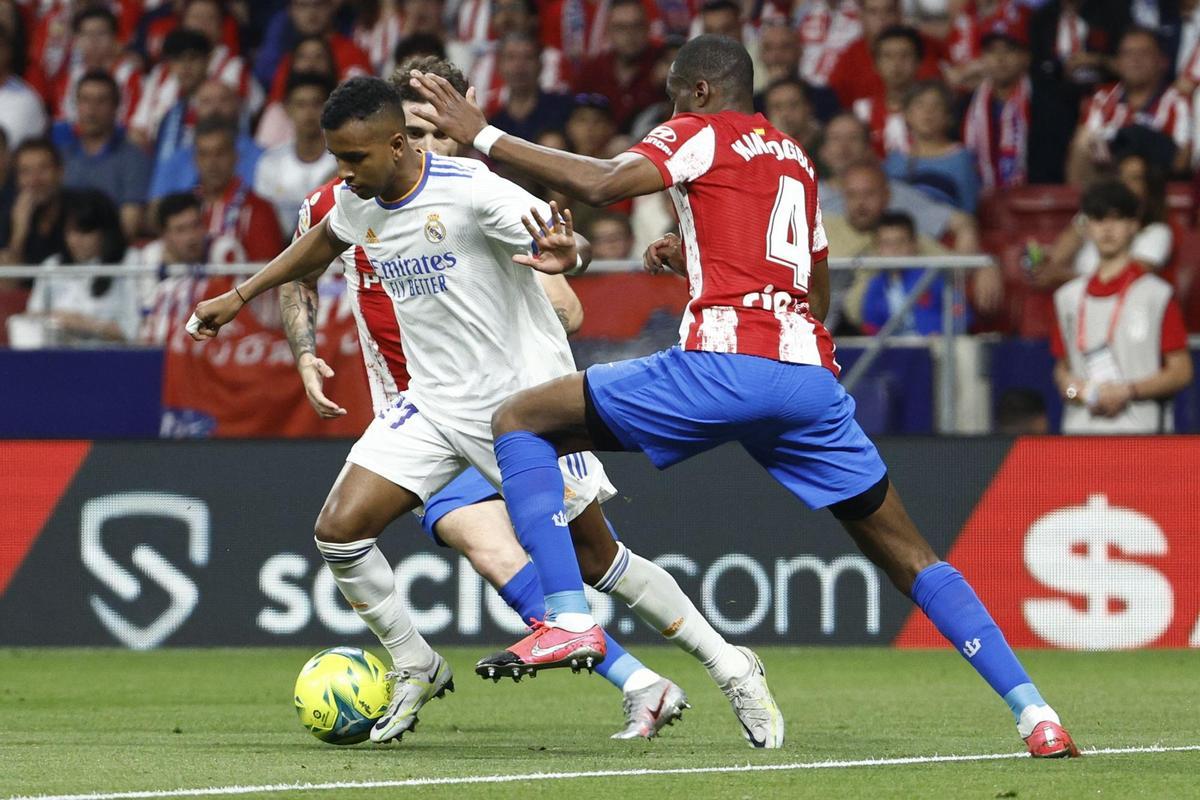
187, 217, 349, 340
409, 72, 665, 207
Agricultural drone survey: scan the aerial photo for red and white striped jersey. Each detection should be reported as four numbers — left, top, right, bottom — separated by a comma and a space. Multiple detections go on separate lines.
456, 0, 493, 49
1081, 83, 1192, 150
796, 0, 861, 87
627, 111, 837, 373
130, 44, 262, 143
52, 52, 143, 124
297, 177, 409, 414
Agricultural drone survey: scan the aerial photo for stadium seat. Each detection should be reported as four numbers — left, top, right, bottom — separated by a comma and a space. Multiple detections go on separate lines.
0, 288, 31, 347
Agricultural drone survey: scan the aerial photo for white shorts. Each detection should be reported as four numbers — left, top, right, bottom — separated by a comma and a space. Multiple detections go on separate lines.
346, 397, 617, 521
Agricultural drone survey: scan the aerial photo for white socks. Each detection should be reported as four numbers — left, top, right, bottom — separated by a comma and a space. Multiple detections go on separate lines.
315, 537, 434, 673
597, 542, 749, 687
622, 667, 661, 693
551, 612, 597, 633
1017, 704, 1061, 738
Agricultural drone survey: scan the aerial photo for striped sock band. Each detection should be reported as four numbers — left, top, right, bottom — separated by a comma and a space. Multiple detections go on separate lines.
314, 537, 378, 566
594, 542, 630, 594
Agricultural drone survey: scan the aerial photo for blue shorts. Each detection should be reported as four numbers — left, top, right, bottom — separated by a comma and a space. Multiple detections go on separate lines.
585, 348, 887, 510
419, 467, 501, 546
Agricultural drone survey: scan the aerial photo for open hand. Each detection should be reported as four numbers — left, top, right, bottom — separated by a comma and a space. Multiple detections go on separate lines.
298, 353, 347, 418
408, 72, 487, 146
643, 232, 685, 276
513, 201, 577, 274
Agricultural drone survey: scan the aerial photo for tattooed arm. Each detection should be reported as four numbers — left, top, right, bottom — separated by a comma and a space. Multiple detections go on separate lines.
537, 273, 583, 335
280, 268, 322, 361
280, 267, 347, 418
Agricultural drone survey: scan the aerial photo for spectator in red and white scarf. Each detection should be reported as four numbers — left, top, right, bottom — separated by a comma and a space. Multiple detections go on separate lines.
1067, 27, 1191, 184
963, 12, 1031, 190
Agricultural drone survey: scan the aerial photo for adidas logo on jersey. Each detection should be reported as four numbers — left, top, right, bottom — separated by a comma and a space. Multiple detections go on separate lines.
365, 227, 379, 244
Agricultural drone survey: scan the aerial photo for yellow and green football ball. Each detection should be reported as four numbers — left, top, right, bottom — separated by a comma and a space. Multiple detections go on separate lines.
293, 647, 391, 745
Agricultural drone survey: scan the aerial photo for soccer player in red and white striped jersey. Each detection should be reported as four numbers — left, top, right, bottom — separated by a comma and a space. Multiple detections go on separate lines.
412, 33, 1081, 758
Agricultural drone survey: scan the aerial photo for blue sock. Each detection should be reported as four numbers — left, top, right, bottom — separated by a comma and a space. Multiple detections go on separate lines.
494, 431, 589, 621
497, 562, 645, 691
597, 643, 640, 690
910, 562, 1045, 722
497, 562, 545, 625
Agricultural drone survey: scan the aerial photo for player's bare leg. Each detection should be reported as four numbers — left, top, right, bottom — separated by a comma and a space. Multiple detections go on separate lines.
836, 480, 1080, 758
491, 376, 783, 747
314, 465, 454, 743
434, 499, 531, 587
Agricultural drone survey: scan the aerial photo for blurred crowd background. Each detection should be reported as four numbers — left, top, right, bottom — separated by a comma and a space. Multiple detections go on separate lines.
1, 0, 1198, 436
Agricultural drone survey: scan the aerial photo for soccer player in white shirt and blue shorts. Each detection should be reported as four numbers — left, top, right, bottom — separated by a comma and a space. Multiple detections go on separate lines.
189, 74, 785, 748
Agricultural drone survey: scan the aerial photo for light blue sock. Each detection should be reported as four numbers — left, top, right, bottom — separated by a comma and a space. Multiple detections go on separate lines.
494, 431, 588, 620
910, 561, 1045, 721
498, 562, 644, 690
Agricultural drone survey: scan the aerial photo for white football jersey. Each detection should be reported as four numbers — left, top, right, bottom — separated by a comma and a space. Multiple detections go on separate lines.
326, 152, 576, 436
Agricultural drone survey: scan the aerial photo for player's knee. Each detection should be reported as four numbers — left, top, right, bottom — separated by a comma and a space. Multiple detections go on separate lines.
464, 543, 528, 588
490, 396, 529, 437
314, 505, 364, 545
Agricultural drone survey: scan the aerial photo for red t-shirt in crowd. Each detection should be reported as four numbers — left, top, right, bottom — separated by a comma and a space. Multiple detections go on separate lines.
827, 34, 945, 108
201, 178, 286, 264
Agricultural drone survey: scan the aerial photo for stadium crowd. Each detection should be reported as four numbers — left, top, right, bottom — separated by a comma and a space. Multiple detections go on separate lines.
0, 0, 1195, 432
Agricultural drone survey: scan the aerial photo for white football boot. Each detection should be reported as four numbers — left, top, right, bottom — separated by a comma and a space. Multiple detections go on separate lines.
610, 677, 690, 740
370, 652, 454, 743
722, 646, 785, 748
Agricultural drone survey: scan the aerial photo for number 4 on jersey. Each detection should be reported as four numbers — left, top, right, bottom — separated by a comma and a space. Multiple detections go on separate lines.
765, 175, 812, 292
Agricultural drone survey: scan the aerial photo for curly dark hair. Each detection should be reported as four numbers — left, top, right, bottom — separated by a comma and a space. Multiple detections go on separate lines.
320, 76, 404, 131
392, 55, 469, 103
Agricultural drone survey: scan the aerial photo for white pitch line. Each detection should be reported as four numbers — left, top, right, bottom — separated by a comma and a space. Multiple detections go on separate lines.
8, 744, 1199, 800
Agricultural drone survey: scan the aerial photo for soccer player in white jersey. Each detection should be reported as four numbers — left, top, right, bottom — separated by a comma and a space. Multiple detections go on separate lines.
276, 57, 691, 742
188, 75, 785, 748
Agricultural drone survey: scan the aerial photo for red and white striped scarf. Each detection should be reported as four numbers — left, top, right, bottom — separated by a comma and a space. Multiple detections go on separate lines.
853, 94, 909, 156
964, 75, 1030, 189
1056, 8, 1088, 63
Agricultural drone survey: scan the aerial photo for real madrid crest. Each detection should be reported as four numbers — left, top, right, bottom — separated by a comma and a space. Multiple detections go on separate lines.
297, 198, 312, 234
424, 213, 447, 244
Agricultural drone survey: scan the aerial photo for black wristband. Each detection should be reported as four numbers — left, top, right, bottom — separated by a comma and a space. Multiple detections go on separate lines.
234, 285, 248, 304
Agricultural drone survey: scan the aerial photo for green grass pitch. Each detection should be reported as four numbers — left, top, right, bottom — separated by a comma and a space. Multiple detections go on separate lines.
1, 647, 1197, 799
